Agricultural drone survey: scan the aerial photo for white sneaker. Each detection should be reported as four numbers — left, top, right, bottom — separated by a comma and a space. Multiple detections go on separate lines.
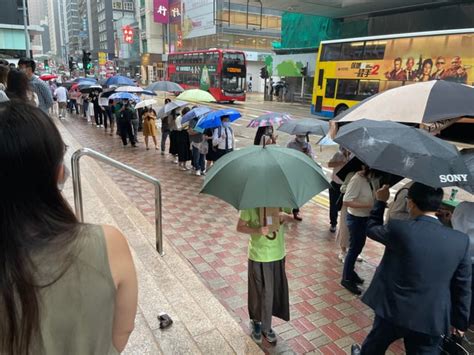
96, 125, 100, 128
100, 124, 104, 128
195, 170, 201, 176
173, 159, 178, 164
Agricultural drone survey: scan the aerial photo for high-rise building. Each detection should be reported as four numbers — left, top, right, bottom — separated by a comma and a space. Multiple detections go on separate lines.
0, 0, 43, 59
65, 0, 81, 59
28, 0, 49, 56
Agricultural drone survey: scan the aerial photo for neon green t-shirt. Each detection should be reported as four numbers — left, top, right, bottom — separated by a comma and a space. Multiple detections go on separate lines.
240, 208, 287, 263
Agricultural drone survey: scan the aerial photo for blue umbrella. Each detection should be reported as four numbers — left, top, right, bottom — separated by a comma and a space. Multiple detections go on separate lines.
181, 106, 213, 124
196, 109, 241, 130
109, 92, 141, 102
105, 75, 135, 87
73, 77, 96, 84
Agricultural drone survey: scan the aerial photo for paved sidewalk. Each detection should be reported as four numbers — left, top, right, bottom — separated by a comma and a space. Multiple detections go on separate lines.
61, 114, 405, 354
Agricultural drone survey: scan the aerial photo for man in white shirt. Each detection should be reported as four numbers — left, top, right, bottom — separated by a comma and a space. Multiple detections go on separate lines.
54, 84, 68, 119
212, 116, 234, 160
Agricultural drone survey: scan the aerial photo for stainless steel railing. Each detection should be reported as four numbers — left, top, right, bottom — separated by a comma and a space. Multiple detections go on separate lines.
71, 148, 164, 256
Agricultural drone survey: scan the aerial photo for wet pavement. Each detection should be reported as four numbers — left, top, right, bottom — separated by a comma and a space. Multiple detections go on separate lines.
59, 103, 412, 354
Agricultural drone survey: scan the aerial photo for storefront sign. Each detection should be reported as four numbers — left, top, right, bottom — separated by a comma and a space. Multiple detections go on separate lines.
226, 67, 242, 73
169, 0, 181, 24
153, 0, 169, 24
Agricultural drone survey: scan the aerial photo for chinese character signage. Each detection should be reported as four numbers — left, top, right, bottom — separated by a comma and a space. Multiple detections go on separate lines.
153, 0, 169, 24
122, 26, 134, 44
170, 0, 181, 24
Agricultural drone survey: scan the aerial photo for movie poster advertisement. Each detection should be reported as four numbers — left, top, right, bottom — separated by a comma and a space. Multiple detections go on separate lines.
335, 33, 473, 85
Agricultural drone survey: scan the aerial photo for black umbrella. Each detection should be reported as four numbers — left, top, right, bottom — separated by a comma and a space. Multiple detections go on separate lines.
336, 156, 403, 187
334, 119, 471, 188
79, 84, 103, 94
460, 149, 474, 193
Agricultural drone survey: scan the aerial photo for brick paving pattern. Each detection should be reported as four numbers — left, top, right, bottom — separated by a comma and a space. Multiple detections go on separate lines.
62, 116, 406, 354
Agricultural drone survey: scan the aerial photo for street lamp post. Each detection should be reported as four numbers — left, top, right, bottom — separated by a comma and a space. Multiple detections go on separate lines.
22, 0, 30, 58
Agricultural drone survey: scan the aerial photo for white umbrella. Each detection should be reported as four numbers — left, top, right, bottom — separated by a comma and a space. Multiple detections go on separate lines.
135, 99, 158, 109
115, 86, 144, 93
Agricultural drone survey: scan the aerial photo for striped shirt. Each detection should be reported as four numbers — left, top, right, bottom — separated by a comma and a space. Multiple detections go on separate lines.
30, 75, 54, 113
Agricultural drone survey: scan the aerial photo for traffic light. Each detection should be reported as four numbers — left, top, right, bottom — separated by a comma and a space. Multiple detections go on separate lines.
44, 59, 49, 71
82, 50, 92, 73
260, 66, 269, 79
300, 66, 307, 77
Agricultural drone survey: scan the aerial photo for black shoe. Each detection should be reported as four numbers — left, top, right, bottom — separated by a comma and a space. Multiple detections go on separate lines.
132, 144, 137, 148
353, 273, 365, 285
351, 344, 361, 355
341, 280, 362, 295
329, 224, 337, 233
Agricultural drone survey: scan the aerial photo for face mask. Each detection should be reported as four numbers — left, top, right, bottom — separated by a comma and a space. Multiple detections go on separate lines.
296, 136, 305, 143
57, 164, 70, 191
222, 121, 230, 127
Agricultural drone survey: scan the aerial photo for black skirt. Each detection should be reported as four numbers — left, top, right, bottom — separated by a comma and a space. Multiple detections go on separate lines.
176, 130, 191, 162
169, 130, 178, 155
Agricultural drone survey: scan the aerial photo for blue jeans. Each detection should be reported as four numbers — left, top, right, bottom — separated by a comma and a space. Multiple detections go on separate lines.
342, 213, 368, 282
192, 145, 205, 172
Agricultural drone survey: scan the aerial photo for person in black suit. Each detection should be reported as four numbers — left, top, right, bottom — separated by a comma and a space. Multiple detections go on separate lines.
352, 182, 471, 354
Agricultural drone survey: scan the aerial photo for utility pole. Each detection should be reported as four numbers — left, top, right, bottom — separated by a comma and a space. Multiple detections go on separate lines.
22, 0, 30, 58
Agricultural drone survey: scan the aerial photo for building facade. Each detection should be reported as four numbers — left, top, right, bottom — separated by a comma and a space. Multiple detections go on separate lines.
66, 0, 81, 59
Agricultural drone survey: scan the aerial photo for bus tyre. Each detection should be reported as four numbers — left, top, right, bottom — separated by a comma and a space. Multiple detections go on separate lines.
334, 105, 348, 117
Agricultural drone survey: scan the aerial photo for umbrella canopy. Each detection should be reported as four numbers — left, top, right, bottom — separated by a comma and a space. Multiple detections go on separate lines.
146, 81, 184, 92
247, 112, 292, 128
181, 106, 213, 124
200, 145, 331, 210
40, 74, 58, 81
196, 109, 241, 129
334, 119, 471, 188
62, 81, 74, 90
460, 149, 474, 193
156, 100, 188, 119
105, 75, 135, 87
109, 92, 140, 102
134, 99, 158, 109
278, 118, 329, 136
79, 84, 103, 94
176, 89, 216, 102
115, 86, 143, 93
73, 77, 96, 84
336, 80, 474, 124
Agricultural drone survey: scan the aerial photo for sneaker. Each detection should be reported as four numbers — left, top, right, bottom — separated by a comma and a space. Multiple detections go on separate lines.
100, 124, 104, 128
262, 329, 277, 344
195, 170, 201, 176
330, 225, 337, 233
351, 344, 362, 355
338, 252, 346, 263
173, 159, 178, 164
341, 279, 362, 295
201, 171, 206, 176
250, 320, 262, 344
161, 151, 165, 155
96, 125, 100, 128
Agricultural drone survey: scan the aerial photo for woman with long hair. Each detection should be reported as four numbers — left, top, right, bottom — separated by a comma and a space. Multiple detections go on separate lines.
253, 126, 277, 146
142, 105, 158, 150
5, 69, 38, 106
0, 101, 137, 354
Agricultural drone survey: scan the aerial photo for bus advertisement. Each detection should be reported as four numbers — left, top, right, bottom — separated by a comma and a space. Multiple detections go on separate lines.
311, 29, 474, 118
167, 49, 247, 102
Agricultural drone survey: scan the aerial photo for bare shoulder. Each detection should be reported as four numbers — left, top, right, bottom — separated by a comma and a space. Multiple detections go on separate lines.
102, 225, 130, 252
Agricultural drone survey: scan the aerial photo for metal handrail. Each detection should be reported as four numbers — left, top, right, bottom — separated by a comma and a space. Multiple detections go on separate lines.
71, 148, 164, 256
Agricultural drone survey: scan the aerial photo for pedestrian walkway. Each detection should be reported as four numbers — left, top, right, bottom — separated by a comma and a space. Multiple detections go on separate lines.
60, 115, 405, 354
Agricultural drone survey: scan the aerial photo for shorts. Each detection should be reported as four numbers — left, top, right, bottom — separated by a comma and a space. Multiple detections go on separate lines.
58, 102, 67, 109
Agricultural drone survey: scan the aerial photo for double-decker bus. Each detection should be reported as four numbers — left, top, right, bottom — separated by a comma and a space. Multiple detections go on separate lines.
311, 28, 474, 118
167, 49, 247, 102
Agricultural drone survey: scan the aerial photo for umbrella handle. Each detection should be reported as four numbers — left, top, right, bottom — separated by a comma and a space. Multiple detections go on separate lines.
263, 207, 267, 226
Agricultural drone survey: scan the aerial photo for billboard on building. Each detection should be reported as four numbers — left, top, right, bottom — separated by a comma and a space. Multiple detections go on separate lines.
153, 0, 170, 24
181, 0, 215, 39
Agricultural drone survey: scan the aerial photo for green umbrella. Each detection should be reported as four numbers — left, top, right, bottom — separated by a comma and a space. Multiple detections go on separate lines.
177, 89, 216, 103
200, 145, 331, 210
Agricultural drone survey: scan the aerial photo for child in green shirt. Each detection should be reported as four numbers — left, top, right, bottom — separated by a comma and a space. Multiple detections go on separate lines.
237, 208, 294, 344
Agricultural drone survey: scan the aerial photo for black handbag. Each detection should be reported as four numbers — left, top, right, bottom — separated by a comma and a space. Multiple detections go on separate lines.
439, 334, 468, 355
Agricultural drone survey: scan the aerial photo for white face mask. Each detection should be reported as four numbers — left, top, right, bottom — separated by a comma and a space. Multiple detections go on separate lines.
57, 164, 70, 191
296, 136, 305, 143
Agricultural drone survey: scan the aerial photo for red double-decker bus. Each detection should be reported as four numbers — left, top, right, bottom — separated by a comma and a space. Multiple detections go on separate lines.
167, 49, 246, 102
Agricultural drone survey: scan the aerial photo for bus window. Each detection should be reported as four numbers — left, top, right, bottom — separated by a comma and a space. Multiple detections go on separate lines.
358, 80, 379, 97
363, 41, 386, 60
336, 79, 359, 100
341, 42, 364, 60
321, 43, 342, 61
325, 79, 336, 98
